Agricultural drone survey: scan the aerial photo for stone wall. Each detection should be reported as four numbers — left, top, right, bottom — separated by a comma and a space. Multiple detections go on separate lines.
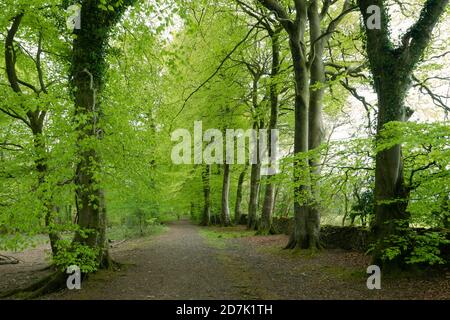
271, 217, 370, 251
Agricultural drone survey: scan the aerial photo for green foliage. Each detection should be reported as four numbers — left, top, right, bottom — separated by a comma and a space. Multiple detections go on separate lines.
369, 229, 449, 266
407, 232, 450, 265
349, 189, 374, 227
53, 240, 100, 273
379, 121, 450, 228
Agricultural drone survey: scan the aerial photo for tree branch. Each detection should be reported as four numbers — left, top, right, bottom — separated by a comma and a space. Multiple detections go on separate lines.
5, 13, 24, 93
400, 0, 449, 70
171, 18, 263, 122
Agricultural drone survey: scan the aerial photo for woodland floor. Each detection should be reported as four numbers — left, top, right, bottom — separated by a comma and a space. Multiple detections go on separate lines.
1, 220, 450, 300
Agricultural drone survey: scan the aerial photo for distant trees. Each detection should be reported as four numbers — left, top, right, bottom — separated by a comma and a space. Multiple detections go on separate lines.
201, 164, 212, 226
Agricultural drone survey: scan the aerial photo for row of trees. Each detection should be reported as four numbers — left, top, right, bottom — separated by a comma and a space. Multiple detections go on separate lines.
171, 0, 448, 268
0, 0, 449, 297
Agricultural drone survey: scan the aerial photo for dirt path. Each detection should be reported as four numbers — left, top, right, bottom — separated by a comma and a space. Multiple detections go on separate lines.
2, 220, 450, 300
48, 220, 243, 300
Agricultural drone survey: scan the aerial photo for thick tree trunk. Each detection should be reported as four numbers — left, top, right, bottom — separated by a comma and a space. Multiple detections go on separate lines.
201, 165, 211, 226
285, 28, 318, 249
372, 76, 411, 266
234, 165, 248, 224
221, 163, 231, 226
70, 1, 133, 269
257, 0, 322, 249
358, 0, 449, 268
298, 0, 327, 249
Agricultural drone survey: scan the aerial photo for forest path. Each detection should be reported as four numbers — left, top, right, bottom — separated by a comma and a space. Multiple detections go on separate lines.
48, 220, 249, 299
2, 219, 445, 300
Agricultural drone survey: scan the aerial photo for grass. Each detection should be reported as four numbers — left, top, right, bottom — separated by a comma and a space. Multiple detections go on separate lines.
199, 226, 256, 249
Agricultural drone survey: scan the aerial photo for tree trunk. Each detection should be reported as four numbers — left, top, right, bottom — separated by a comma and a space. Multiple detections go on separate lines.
247, 161, 261, 230
299, 0, 327, 249
285, 27, 317, 249
358, 0, 449, 268
35, 135, 61, 256
257, 0, 322, 249
4, 14, 60, 256
372, 75, 411, 266
246, 66, 264, 231
70, 1, 134, 269
201, 164, 211, 226
221, 163, 231, 226
259, 28, 281, 235
234, 165, 248, 224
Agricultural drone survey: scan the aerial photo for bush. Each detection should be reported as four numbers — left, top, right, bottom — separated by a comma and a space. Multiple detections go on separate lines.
369, 228, 450, 267
53, 239, 99, 273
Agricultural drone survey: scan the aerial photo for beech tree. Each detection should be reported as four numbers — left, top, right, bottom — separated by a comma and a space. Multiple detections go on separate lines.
358, 0, 449, 268
70, 0, 136, 270
254, 0, 355, 249
2, 11, 62, 255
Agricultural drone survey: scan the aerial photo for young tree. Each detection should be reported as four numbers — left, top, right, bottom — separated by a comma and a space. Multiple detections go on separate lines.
1, 7, 66, 256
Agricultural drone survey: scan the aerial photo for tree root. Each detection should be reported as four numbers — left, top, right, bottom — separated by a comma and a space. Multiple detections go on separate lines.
284, 238, 297, 250
0, 254, 20, 265
0, 272, 66, 300
0, 256, 122, 300
37, 264, 57, 272
284, 237, 323, 251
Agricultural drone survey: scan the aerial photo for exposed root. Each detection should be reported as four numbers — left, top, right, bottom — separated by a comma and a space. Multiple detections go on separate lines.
37, 264, 56, 272
284, 235, 298, 250
284, 237, 323, 251
110, 239, 127, 248
0, 254, 20, 265
0, 272, 66, 300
